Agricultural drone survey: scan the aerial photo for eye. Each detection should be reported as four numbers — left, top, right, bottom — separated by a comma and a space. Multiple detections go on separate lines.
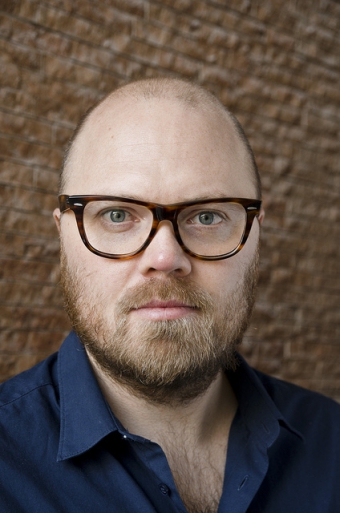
108, 209, 127, 223
195, 211, 222, 225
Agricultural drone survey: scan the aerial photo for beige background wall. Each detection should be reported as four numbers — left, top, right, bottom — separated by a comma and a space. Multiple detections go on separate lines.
1, 0, 340, 400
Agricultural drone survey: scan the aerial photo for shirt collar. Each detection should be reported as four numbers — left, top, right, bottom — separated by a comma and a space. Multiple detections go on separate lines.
57, 333, 303, 461
57, 332, 120, 461
227, 354, 304, 446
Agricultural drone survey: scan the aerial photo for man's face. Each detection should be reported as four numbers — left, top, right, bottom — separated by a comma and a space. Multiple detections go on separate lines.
55, 97, 262, 404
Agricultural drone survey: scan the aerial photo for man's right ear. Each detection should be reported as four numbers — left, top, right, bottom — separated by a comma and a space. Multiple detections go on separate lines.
53, 208, 61, 233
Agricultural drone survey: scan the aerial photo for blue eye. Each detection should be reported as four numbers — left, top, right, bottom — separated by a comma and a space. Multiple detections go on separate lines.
109, 210, 126, 223
198, 212, 216, 225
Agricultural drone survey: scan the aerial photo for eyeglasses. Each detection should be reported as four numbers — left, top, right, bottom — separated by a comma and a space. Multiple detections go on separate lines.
58, 195, 262, 261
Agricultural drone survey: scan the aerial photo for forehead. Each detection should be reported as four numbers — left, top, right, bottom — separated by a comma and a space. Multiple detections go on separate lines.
64, 97, 256, 202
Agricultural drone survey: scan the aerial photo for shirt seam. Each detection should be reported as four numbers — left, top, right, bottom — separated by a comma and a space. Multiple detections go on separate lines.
0, 382, 56, 409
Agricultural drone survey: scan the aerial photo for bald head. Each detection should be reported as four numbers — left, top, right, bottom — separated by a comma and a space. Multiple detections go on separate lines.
60, 78, 261, 199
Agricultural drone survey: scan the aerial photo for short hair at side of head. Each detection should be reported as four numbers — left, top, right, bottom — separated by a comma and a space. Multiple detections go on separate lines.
60, 77, 262, 199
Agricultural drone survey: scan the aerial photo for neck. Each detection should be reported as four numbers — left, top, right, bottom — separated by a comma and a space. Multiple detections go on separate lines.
88, 353, 238, 446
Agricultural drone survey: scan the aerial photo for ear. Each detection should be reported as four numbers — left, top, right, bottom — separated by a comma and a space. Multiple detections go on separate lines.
53, 208, 61, 233
258, 208, 265, 225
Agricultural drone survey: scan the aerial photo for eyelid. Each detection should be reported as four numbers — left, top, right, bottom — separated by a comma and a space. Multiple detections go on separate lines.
101, 208, 135, 221
99, 205, 139, 216
184, 207, 226, 219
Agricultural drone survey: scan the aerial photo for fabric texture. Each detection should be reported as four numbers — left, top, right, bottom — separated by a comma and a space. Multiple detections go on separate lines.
0, 331, 339, 512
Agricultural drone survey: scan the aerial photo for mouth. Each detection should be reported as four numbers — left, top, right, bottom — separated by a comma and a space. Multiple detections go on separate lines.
131, 300, 198, 321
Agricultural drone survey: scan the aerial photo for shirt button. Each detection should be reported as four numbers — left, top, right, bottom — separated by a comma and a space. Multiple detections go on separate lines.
159, 483, 170, 495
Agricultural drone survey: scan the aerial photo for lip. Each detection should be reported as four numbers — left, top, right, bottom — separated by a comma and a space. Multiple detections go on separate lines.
131, 300, 197, 320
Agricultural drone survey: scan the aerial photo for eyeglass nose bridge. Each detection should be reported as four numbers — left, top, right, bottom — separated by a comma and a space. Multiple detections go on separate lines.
154, 205, 178, 223
149, 205, 182, 248
152, 205, 181, 236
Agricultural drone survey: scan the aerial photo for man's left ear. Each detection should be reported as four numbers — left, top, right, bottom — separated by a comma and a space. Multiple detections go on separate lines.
258, 208, 265, 225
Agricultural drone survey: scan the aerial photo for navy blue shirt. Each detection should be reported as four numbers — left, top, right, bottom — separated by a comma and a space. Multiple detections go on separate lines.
1, 331, 339, 512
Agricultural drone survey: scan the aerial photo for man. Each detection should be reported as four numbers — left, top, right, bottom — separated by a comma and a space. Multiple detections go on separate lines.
0, 78, 339, 512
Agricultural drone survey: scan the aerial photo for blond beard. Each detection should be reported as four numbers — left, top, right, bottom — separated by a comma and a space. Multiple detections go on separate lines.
60, 246, 259, 405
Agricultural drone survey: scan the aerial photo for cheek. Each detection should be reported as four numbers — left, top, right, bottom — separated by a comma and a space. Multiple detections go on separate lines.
61, 220, 136, 305
194, 223, 260, 299
84, 260, 136, 306
195, 261, 241, 300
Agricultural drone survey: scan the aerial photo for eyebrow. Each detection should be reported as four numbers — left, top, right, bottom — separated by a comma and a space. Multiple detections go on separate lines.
102, 193, 229, 204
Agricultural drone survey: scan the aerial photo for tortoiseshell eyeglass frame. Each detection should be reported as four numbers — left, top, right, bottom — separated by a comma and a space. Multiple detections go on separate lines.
58, 195, 262, 261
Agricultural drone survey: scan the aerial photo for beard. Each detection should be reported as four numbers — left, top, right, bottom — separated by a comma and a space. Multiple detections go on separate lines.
60, 245, 259, 405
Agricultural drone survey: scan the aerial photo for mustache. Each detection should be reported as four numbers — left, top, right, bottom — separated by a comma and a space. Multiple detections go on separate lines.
116, 277, 214, 315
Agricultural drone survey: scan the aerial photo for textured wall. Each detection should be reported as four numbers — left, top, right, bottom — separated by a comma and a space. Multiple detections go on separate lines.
0, 0, 339, 400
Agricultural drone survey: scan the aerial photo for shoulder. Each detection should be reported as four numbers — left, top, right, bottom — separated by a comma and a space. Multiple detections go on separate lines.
0, 352, 59, 412
254, 368, 340, 435
0, 352, 60, 463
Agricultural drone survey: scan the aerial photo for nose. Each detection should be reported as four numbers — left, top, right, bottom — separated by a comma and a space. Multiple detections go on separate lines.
137, 221, 192, 277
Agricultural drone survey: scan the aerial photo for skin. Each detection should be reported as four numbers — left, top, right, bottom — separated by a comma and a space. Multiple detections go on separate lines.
53, 95, 264, 508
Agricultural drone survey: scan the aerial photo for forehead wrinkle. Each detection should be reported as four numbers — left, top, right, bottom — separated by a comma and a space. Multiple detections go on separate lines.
73, 95, 231, 154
